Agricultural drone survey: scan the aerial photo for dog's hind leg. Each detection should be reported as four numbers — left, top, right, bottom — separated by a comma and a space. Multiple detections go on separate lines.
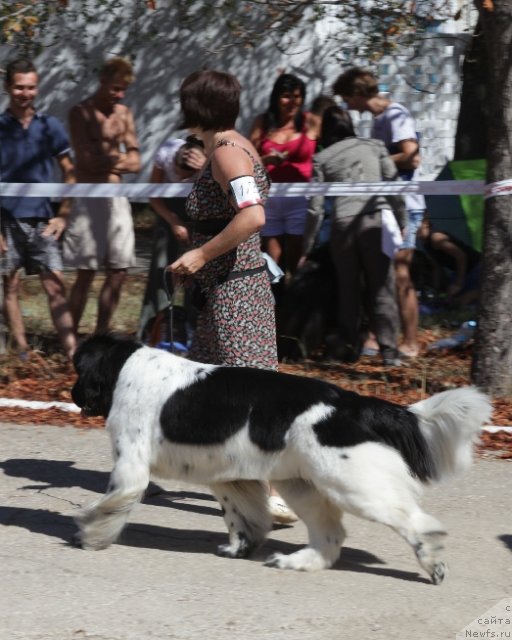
264, 479, 345, 571
313, 447, 448, 584
74, 449, 150, 551
389, 510, 448, 585
353, 501, 448, 585
211, 480, 272, 559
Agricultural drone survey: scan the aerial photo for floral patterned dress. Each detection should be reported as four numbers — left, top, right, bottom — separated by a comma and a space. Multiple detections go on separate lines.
186, 140, 277, 370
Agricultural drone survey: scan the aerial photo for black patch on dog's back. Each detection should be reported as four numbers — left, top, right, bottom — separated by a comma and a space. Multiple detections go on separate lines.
313, 395, 435, 482
160, 367, 342, 450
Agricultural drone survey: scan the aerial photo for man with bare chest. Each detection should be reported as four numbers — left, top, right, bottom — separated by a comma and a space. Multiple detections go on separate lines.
64, 57, 141, 333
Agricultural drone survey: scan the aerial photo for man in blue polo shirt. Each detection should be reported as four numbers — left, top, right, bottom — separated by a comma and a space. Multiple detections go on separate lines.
0, 58, 76, 360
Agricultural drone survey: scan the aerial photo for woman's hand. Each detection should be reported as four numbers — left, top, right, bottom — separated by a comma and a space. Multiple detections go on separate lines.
171, 224, 191, 245
168, 248, 207, 277
180, 147, 206, 171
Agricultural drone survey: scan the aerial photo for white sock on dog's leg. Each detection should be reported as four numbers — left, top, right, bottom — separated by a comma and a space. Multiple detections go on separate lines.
265, 479, 345, 571
74, 455, 150, 550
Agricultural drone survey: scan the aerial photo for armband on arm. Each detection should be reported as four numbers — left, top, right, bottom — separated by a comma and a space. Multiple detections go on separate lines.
228, 175, 263, 209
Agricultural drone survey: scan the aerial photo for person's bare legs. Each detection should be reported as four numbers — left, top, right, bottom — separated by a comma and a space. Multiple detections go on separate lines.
395, 247, 420, 357
262, 236, 283, 267
40, 270, 76, 359
96, 268, 127, 333
68, 269, 96, 333
3, 270, 29, 354
263, 235, 302, 278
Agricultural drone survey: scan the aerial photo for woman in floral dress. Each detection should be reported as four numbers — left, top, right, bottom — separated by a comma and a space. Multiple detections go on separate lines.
169, 70, 277, 371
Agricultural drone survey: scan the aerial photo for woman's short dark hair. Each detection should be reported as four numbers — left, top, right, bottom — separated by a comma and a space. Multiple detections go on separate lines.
180, 70, 240, 131
5, 59, 37, 86
264, 73, 306, 132
320, 106, 355, 149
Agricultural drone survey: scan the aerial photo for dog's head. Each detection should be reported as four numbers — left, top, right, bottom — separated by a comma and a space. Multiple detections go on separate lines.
72, 334, 143, 418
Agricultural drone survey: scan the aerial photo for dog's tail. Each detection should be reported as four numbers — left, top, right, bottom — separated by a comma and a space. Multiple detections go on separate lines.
408, 386, 492, 483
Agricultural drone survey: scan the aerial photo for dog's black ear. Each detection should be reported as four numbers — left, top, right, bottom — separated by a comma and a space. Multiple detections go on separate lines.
72, 333, 143, 418
73, 372, 110, 417
72, 347, 113, 417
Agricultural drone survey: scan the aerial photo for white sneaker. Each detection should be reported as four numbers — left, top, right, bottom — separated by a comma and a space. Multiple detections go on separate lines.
268, 495, 298, 524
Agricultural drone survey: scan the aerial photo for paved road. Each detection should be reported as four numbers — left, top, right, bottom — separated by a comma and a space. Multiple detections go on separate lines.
1, 422, 510, 640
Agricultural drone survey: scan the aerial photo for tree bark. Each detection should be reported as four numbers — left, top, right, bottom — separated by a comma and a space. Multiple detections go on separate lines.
454, 17, 488, 160
471, 0, 512, 396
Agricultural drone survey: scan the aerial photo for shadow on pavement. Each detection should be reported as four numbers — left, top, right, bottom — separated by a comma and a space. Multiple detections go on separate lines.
1, 458, 225, 517
0, 458, 109, 493
145, 490, 221, 518
0, 503, 430, 583
0, 506, 77, 541
498, 534, 512, 552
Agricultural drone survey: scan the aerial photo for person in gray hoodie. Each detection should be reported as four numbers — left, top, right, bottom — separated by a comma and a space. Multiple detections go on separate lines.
301, 106, 405, 366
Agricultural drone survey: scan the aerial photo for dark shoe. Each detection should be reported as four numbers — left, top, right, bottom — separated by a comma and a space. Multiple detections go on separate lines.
382, 356, 402, 367
381, 348, 402, 367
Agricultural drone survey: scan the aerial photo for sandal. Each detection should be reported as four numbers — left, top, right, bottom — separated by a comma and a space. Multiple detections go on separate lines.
268, 495, 299, 524
398, 348, 419, 359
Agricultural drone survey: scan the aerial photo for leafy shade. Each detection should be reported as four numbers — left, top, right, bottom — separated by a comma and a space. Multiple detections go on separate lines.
0, 1, 441, 61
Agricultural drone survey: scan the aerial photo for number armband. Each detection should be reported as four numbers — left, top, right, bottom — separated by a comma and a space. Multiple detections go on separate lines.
228, 175, 263, 209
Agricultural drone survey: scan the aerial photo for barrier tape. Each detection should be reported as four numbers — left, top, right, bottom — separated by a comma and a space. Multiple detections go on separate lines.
0, 179, 488, 198
484, 178, 512, 199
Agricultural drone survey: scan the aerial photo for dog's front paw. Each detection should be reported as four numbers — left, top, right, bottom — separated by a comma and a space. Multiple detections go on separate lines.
264, 552, 286, 568
217, 543, 244, 558
71, 529, 113, 551
264, 549, 334, 571
217, 532, 257, 558
431, 561, 448, 585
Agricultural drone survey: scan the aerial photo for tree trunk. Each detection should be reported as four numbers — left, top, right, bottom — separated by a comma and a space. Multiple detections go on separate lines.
471, 0, 512, 396
453, 17, 488, 160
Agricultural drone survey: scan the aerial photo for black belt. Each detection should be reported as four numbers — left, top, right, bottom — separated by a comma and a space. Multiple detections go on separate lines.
190, 219, 231, 235
225, 265, 267, 282
191, 265, 267, 310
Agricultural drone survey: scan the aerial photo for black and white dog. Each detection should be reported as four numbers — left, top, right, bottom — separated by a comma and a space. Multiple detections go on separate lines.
71, 334, 491, 584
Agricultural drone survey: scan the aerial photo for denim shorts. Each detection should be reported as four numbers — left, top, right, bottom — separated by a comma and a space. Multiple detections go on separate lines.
260, 196, 308, 237
400, 209, 425, 250
1, 216, 63, 275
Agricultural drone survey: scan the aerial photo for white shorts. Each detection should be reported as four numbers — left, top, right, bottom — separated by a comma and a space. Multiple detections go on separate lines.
63, 197, 136, 270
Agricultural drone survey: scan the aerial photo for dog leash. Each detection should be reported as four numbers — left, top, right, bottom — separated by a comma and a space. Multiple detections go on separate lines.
162, 269, 184, 356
